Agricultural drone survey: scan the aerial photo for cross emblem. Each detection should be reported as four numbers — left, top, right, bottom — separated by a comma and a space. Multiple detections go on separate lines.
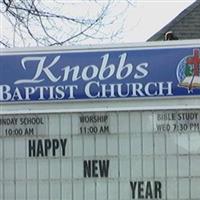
187, 49, 200, 76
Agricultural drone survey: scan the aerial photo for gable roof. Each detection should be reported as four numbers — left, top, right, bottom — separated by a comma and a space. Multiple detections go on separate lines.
148, 0, 200, 41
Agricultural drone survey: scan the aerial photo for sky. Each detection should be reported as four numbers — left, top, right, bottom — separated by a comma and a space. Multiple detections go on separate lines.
0, 0, 197, 47
121, 0, 196, 43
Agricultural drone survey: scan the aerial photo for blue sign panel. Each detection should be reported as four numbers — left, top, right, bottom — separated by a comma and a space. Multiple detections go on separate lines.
0, 46, 200, 102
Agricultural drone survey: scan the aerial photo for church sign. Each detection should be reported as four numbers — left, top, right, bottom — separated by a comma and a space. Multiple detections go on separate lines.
1, 44, 200, 102
1, 42, 200, 200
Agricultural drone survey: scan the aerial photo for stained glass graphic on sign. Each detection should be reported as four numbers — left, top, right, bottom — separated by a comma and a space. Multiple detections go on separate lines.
177, 49, 200, 91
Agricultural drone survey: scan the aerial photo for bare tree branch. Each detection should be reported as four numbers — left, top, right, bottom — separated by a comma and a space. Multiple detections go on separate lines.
0, 0, 135, 47
0, 40, 10, 47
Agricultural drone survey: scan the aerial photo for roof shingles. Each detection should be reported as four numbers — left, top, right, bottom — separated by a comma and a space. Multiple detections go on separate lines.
148, 0, 200, 41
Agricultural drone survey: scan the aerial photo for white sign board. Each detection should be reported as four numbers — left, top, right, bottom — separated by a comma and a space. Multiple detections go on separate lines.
0, 110, 200, 200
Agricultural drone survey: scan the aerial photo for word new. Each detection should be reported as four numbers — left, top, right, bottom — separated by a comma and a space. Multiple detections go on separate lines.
28, 138, 67, 157
83, 160, 110, 178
